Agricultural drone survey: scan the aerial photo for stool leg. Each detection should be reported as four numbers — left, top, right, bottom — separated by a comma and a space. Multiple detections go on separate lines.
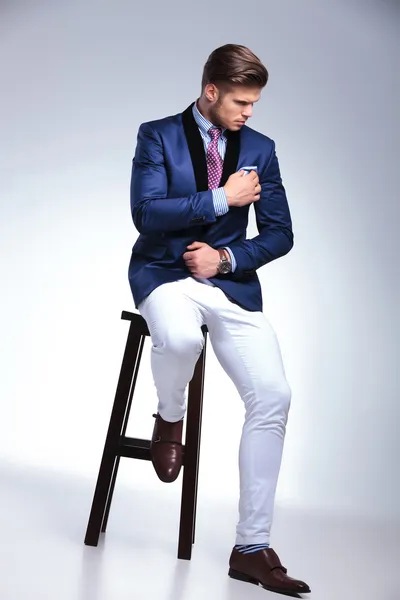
100, 455, 120, 533
101, 334, 144, 533
177, 335, 207, 560
191, 340, 206, 546
84, 324, 143, 546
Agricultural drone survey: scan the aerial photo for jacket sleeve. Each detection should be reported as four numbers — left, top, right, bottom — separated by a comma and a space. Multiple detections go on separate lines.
130, 122, 217, 234
227, 141, 294, 280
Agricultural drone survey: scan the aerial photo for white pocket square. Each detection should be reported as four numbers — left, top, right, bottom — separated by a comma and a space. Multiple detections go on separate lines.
241, 165, 258, 174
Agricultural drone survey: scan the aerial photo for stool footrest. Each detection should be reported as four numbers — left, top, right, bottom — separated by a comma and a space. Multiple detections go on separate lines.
119, 436, 187, 463
119, 437, 151, 460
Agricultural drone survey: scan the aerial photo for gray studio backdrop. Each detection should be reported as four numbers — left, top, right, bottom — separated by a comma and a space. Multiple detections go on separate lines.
1, 0, 399, 522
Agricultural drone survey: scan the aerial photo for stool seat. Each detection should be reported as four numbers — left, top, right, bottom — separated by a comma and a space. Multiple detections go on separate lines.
84, 310, 208, 560
120, 310, 208, 335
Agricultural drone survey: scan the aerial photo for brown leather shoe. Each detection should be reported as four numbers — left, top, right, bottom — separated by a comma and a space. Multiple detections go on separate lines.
229, 547, 311, 597
150, 413, 183, 483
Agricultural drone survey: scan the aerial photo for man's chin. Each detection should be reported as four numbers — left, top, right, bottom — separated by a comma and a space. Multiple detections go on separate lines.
227, 122, 245, 131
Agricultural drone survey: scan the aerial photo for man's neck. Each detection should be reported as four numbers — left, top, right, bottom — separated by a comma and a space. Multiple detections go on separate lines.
196, 97, 217, 126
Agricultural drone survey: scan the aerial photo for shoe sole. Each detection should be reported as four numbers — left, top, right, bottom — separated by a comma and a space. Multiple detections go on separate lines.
228, 568, 311, 597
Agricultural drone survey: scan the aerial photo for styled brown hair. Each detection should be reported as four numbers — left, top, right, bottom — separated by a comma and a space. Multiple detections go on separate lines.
201, 44, 268, 90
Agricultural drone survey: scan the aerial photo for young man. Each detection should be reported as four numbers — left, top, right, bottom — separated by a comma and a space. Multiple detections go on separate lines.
128, 44, 311, 596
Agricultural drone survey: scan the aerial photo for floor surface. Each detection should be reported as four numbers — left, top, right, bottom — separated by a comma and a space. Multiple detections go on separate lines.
0, 460, 398, 600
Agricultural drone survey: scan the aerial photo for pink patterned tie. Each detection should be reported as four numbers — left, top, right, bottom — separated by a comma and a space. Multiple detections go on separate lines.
206, 127, 223, 189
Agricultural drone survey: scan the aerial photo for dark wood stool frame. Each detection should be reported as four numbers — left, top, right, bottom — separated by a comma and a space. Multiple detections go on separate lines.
84, 310, 208, 560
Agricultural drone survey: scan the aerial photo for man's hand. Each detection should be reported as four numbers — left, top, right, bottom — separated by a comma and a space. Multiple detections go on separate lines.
224, 170, 261, 207
183, 242, 223, 278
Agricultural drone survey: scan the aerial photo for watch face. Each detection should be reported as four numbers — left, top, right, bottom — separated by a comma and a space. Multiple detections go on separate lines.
219, 260, 232, 274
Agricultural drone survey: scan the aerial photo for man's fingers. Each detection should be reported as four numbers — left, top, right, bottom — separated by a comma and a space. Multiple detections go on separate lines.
187, 241, 204, 250
183, 252, 196, 263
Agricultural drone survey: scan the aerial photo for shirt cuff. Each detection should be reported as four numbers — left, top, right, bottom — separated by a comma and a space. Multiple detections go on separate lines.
224, 247, 237, 272
212, 187, 229, 216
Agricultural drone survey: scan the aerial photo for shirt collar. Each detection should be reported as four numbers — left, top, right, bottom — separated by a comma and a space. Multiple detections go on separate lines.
192, 101, 227, 138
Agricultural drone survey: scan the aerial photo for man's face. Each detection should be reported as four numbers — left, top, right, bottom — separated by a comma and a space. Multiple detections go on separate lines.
207, 84, 262, 131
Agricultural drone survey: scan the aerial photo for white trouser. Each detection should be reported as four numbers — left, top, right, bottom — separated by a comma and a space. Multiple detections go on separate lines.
138, 277, 291, 545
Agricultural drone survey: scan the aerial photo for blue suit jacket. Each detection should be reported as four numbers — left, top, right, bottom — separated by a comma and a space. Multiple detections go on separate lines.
128, 102, 293, 312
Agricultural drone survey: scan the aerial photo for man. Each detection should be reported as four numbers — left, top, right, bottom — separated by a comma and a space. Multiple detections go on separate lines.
128, 44, 311, 596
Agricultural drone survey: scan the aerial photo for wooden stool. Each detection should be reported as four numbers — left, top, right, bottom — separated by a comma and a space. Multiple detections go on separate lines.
84, 310, 208, 560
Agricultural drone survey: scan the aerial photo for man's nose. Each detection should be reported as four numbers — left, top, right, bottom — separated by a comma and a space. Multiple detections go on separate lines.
242, 106, 253, 118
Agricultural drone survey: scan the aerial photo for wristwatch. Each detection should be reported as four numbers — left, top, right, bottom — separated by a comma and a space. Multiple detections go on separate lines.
217, 249, 232, 274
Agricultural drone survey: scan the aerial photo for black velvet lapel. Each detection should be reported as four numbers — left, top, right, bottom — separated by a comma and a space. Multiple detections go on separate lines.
220, 128, 241, 187
181, 102, 241, 192
182, 103, 209, 192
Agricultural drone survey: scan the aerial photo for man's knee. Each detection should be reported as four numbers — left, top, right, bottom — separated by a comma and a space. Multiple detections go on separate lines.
154, 327, 204, 358
246, 379, 292, 421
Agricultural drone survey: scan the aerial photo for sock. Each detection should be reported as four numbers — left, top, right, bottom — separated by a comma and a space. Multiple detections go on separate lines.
235, 543, 270, 554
